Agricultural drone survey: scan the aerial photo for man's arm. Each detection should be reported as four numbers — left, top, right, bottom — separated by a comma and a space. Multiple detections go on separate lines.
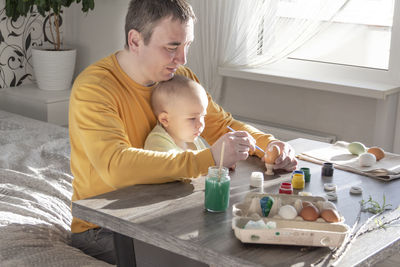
177, 66, 296, 171
69, 80, 214, 190
202, 93, 277, 158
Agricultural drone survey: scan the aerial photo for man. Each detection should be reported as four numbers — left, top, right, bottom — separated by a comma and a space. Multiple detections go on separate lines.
69, 0, 297, 264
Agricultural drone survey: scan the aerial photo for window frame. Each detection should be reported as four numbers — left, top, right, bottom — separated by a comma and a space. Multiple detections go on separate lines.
219, 0, 400, 98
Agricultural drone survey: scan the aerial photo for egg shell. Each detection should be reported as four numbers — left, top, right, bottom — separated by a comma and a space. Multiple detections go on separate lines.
278, 205, 298, 220
300, 205, 319, 221
316, 201, 337, 211
321, 209, 341, 223
367, 147, 385, 161
264, 145, 280, 164
359, 152, 376, 167
348, 142, 366, 155
294, 199, 303, 213
268, 197, 281, 217
301, 201, 314, 208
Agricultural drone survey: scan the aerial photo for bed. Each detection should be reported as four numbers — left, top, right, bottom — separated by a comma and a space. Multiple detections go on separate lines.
0, 110, 112, 266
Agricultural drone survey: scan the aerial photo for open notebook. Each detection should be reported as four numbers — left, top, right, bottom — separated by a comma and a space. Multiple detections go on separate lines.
297, 141, 400, 181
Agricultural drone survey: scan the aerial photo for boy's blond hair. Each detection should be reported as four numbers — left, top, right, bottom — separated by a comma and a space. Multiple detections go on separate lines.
151, 75, 208, 118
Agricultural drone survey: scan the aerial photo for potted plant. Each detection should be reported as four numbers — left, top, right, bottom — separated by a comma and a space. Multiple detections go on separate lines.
5, 0, 95, 91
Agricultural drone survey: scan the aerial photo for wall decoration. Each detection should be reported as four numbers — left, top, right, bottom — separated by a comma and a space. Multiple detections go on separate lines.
0, 1, 63, 89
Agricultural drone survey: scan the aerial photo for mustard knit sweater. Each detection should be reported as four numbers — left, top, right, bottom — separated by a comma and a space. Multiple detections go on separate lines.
69, 53, 276, 233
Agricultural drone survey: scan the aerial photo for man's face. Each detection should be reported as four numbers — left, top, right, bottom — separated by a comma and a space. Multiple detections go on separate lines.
137, 17, 194, 85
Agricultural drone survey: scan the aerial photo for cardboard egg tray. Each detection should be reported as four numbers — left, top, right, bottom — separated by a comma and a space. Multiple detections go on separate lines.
232, 192, 349, 247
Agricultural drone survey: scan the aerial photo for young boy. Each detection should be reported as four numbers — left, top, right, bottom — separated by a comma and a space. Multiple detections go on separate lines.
144, 75, 209, 152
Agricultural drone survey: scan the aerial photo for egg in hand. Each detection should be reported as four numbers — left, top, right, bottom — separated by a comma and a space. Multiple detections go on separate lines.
265, 144, 280, 164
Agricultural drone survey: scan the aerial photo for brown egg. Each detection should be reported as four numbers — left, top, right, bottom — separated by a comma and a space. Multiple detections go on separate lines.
367, 147, 385, 161
264, 145, 281, 164
300, 205, 319, 221
320, 209, 340, 223
301, 201, 314, 208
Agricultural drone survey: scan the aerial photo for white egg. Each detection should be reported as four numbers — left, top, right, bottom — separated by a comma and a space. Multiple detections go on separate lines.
294, 199, 303, 213
278, 205, 298, 220
359, 152, 376, 167
248, 197, 262, 216
268, 197, 281, 217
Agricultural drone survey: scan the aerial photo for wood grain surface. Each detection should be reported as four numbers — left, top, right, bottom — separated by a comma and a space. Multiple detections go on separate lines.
72, 138, 400, 266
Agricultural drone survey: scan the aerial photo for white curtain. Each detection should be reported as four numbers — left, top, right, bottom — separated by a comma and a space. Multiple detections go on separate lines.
394, 93, 400, 153
188, 0, 350, 102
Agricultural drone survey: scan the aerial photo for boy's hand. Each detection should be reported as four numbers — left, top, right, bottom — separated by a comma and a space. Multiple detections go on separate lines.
210, 131, 256, 168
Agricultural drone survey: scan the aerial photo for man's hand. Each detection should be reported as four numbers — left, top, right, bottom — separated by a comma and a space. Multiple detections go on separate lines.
210, 131, 256, 168
266, 140, 298, 171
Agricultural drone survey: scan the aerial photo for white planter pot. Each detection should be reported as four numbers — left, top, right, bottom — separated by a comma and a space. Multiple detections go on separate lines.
31, 47, 77, 91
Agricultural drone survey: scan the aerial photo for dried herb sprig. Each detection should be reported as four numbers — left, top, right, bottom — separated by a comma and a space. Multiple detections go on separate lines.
360, 195, 392, 214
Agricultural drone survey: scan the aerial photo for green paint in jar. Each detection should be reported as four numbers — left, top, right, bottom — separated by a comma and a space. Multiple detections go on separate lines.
204, 166, 230, 212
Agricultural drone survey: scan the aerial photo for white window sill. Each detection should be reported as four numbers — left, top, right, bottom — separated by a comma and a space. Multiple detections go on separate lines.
218, 66, 400, 100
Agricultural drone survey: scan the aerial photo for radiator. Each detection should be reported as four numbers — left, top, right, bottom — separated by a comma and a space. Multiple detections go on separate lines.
238, 117, 337, 144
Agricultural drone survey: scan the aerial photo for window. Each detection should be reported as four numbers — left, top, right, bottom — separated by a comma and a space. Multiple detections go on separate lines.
260, 0, 400, 87
287, 0, 395, 70
219, 0, 400, 94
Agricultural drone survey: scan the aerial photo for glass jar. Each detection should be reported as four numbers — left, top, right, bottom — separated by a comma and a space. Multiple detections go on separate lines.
204, 166, 230, 212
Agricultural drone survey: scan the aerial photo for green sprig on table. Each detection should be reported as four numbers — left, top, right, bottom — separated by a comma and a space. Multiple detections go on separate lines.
360, 195, 392, 214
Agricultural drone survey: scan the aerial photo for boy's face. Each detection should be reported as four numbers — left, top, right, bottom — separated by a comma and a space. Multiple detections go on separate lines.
163, 93, 208, 146
137, 17, 194, 85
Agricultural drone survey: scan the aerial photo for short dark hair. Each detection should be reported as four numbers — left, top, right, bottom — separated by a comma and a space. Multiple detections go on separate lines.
125, 0, 196, 46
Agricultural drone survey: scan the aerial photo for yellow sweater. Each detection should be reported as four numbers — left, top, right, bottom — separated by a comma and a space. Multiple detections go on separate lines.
69, 53, 276, 233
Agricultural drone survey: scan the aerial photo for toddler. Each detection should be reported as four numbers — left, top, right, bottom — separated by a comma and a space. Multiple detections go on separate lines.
144, 75, 209, 152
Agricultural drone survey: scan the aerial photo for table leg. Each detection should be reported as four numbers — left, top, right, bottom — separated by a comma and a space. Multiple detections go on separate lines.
113, 232, 136, 267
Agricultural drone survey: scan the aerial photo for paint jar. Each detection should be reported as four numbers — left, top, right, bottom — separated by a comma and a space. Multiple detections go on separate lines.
321, 162, 334, 177
250, 172, 264, 188
300, 167, 311, 183
291, 170, 305, 189
204, 166, 230, 212
279, 182, 293, 194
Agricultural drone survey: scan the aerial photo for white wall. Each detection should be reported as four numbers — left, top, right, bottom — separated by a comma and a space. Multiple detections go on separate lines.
219, 77, 377, 146
63, 0, 383, 148
64, 0, 129, 76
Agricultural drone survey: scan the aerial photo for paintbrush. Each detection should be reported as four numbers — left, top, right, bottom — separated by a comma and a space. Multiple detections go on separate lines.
226, 126, 265, 153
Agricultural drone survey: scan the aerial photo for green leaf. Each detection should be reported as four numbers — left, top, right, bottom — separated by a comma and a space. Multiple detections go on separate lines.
4, 0, 95, 52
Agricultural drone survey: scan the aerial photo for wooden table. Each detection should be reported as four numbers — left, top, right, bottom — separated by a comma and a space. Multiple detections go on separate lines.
72, 138, 400, 266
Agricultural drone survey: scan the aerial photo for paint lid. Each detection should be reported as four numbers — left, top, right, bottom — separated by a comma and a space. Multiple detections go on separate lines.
326, 192, 338, 201
350, 186, 363, 194
324, 183, 337, 191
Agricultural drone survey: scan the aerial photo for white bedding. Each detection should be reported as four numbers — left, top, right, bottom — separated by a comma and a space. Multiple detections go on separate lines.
0, 110, 111, 266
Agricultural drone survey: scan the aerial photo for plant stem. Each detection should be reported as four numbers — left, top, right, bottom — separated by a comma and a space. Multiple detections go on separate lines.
49, 13, 56, 50
54, 13, 60, 50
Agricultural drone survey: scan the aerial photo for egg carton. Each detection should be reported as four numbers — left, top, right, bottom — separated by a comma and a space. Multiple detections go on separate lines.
232, 192, 349, 247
